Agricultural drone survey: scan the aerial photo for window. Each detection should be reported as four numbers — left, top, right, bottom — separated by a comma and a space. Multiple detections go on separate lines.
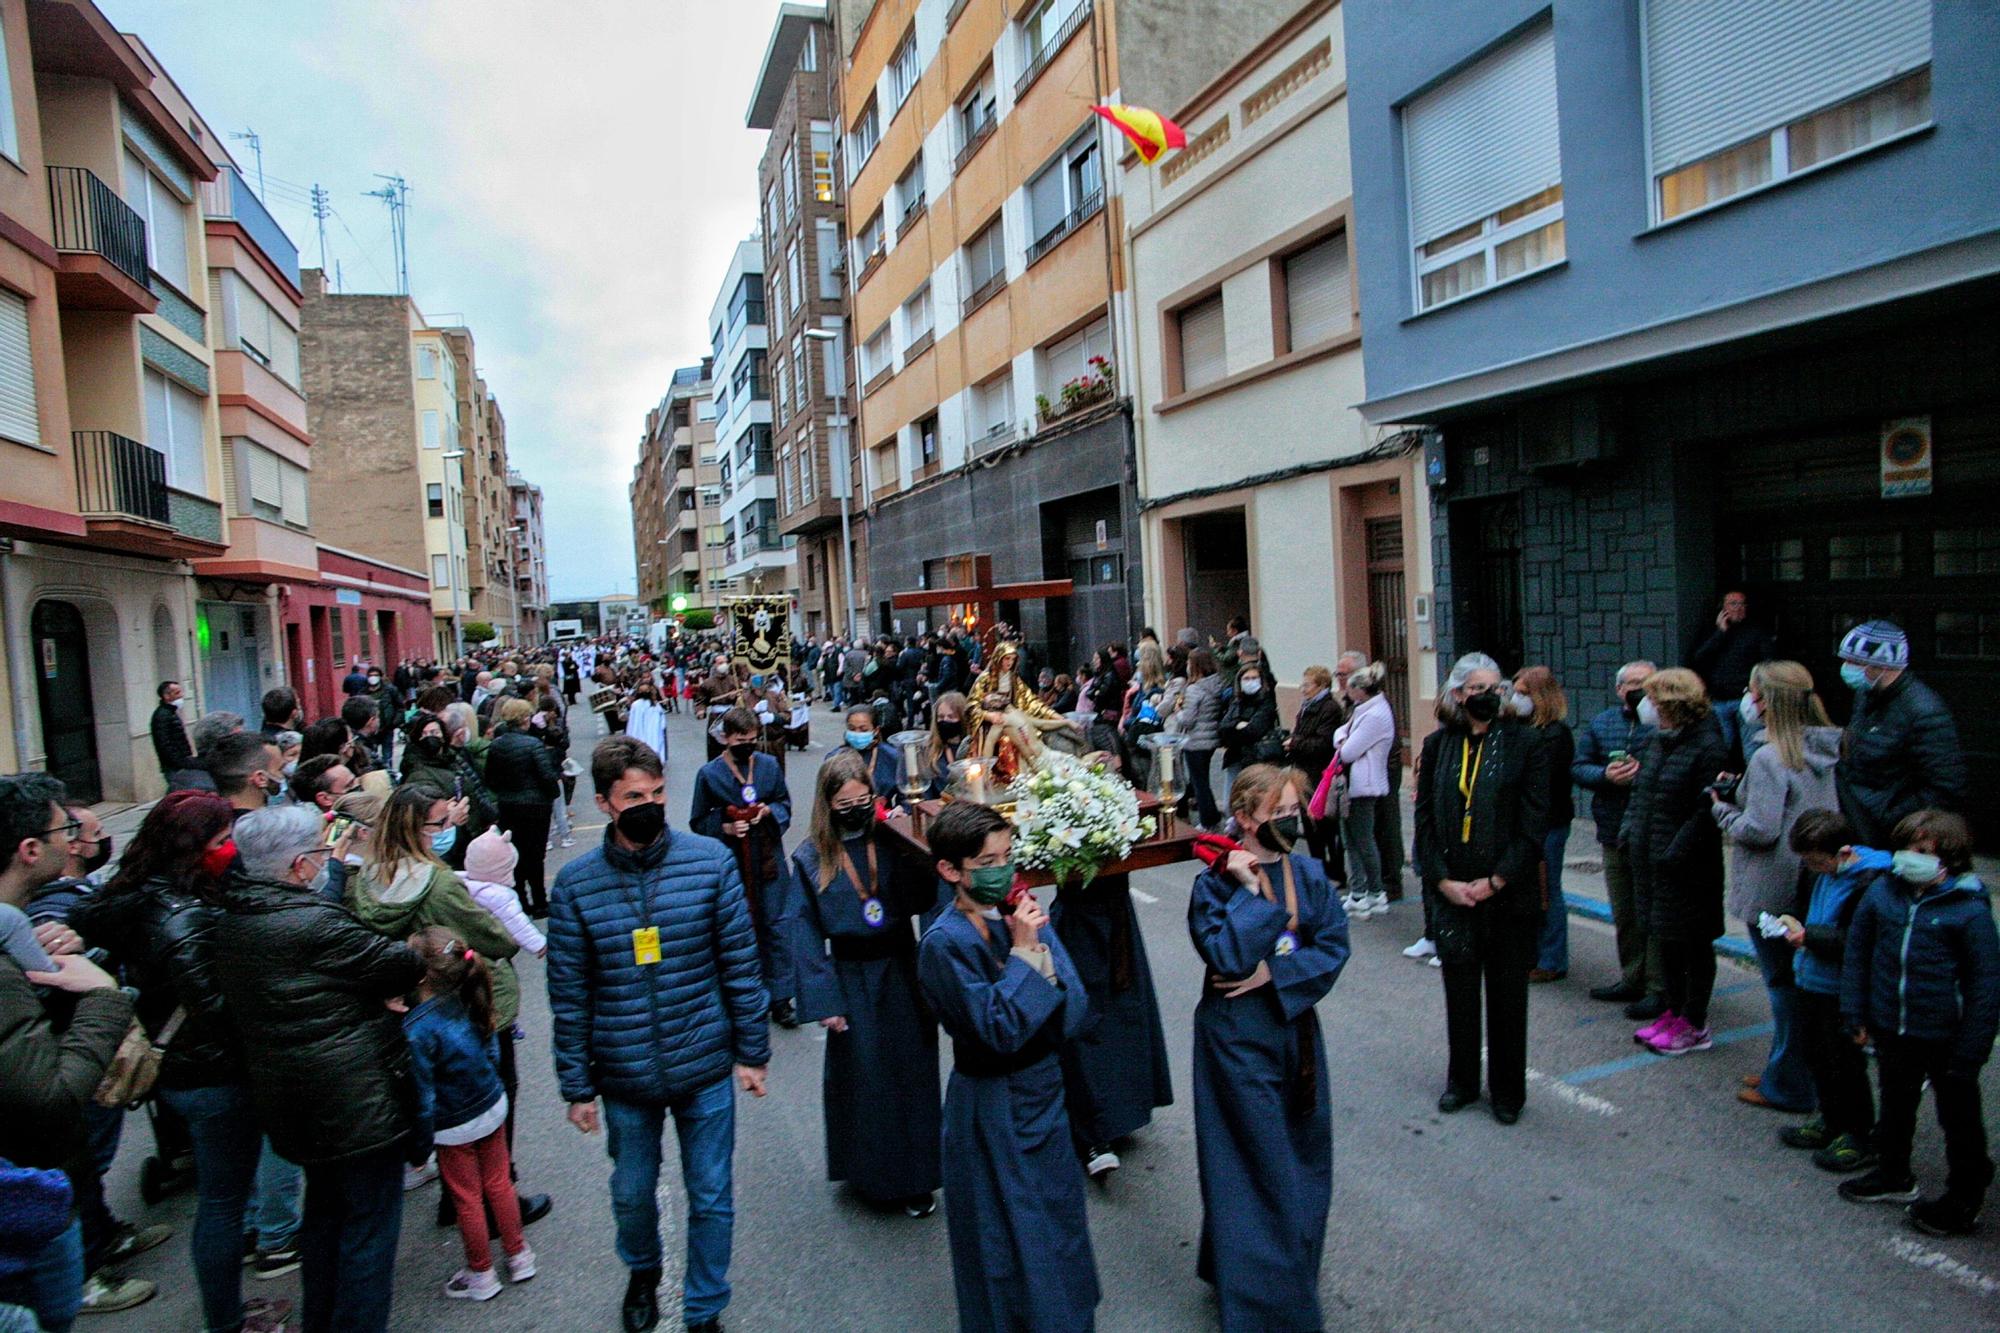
1041, 316, 1110, 396
860, 323, 893, 383
854, 210, 885, 272
849, 97, 879, 175
869, 440, 898, 493
793, 332, 809, 407
417, 346, 437, 378
432, 554, 451, 589
810, 123, 836, 202
896, 156, 925, 227
0, 23, 19, 162
1021, 0, 1085, 84
122, 150, 191, 293
763, 185, 778, 242
1282, 233, 1352, 348
774, 358, 790, 424
958, 77, 997, 164
422, 409, 441, 448
799, 441, 815, 502
971, 374, 1012, 440
222, 273, 300, 386
889, 31, 920, 111
1645, 0, 1932, 222
143, 367, 206, 490
768, 267, 785, 331
330, 609, 345, 667
787, 239, 803, 317
1404, 23, 1563, 311
356, 613, 371, 662
1026, 131, 1101, 259
427, 483, 444, 518
1934, 527, 2000, 577
916, 414, 939, 467
816, 220, 842, 298
1177, 294, 1227, 392
801, 25, 818, 72
903, 284, 933, 347
964, 217, 1006, 304
782, 144, 798, 221
1828, 532, 1902, 580
0, 289, 39, 446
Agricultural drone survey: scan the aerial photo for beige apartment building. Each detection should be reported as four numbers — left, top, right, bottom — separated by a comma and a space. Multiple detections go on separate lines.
1123, 0, 1432, 730
507, 469, 547, 642
631, 361, 726, 615
442, 325, 520, 644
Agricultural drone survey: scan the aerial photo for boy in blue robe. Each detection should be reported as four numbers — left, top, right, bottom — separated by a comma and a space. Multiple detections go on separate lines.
691, 707, 797, 1026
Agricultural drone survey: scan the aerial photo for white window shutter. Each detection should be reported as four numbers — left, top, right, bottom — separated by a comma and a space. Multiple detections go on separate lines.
280, 459, 308, 526
0, 289, 39, 447
248, 444, 283, 506
169, 380, 206, 491
1286, 236, 1351, 346
1179, 296, 1227, 392
1404, 22, 1561, 245
1645, 0, 1932, 175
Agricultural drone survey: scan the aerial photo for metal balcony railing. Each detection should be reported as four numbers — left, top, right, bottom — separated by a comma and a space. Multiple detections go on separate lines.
953, 111, 996, 175
199, 166, 301, 286
74, 430, 168, 523
1026, 189, 1103, 266
1016, 0, 1093, 99
47, 167, 149, 288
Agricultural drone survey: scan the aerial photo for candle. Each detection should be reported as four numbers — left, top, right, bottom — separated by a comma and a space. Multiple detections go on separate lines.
968, 762, 987, 804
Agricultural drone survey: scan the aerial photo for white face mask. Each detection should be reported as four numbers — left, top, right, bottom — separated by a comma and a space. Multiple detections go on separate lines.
1637, 697, 1661, 729
1240, 678, 1262, 695
1507, 691, 1534, 718
1738, 691, 1761, 725
170, 696, 184, 708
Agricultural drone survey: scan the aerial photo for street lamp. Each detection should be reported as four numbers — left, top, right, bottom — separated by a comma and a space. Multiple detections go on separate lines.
803, 326, 858, 641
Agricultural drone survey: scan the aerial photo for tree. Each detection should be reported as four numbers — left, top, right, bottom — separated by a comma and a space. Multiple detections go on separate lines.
463, 621, 496, 645
681, 609, 716, 631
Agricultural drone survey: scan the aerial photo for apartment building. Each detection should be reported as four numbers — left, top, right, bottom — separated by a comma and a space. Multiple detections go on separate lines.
442, 326, 519, 644
630, 361, 725, 615
748, 1, 861, 640
1345, 0, 2000, 812
1123, 0, 1431, 737
709, 235, 791, 599
507, 469, 548, 642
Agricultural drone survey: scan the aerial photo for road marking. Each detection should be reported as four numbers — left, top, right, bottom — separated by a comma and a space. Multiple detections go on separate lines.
1559, 1022, 1774, 1086
1524, 1066, 1618, 1116
1883, 1234, 2000, 1298
1129, 887, 1159, 904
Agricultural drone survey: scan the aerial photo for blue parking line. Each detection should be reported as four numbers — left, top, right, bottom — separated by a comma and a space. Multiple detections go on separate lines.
1560, 1022, 1775, 1085
1565, 897, 1756, 963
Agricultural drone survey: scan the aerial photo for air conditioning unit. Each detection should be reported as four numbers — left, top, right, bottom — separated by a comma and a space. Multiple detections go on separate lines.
829, 250, 846, 274
1518, 393, 1619, 472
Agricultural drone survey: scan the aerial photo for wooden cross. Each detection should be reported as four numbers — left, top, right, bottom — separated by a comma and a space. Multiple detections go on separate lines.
890, 554, 1073, 653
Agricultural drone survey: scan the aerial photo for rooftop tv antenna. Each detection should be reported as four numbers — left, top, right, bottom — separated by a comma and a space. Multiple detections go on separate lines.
228, 128, 264, 199
365, 173, 410, 294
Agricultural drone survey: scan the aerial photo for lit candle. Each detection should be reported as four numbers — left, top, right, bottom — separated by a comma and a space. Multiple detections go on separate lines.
968, 762, 986, 804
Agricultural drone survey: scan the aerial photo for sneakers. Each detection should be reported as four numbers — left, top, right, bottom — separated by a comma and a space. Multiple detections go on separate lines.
560, 836, 576, 848
1339, 891, 1369, 918
79, 1272, 156, 1314
1633, 1010, 1679, 1046
1839, 1170, 1920, 1204
1811, 1133, 1877, 1174
241, 1296, 292, 1333
1648, 1016, 1714, 1056
506, 1244, 538, 1282
1427, 955, 1442, 968
253, 1243, 303, 1279
1362, 891, 1389, 917
1780, 1117, 1832, 1151
1908, 1196, 1985, 1237
1402, 936, 1436, 959
102, 1221, 173, 1265
404, 1157, 438, 1191
1084, 1147, 1120, 1178
445, 1266, 503, 1301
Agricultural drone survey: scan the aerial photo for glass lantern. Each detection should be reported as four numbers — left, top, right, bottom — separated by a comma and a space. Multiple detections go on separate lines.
888, 729, 932, 808
944, 757, 1000, 807
1140, 733, 1186, 834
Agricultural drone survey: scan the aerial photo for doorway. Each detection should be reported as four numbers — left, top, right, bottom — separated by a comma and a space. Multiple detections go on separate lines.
1365, 517, 1412, 762
200, 602, 262, 722
1178, 509, 1249, 644
32, 600, 101, 802
1452, 496, 1525, 674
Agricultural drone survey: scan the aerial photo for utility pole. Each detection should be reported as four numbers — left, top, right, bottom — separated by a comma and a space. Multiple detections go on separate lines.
309, 184, 330, 270
229, 128, 264, 199
366, 174, 411, 294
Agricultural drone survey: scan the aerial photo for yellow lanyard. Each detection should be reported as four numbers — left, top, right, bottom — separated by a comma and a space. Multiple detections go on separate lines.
1458, 734, 1485, 843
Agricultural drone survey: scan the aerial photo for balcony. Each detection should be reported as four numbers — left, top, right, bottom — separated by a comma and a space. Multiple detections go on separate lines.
1026, 189, 1103, 267
897, 192, 927, 240
1016, 0, 1093, 100
953, 112, 997, 176
73, 431, 226, 557
199, 166, 301, 287
48, 167, 156, 314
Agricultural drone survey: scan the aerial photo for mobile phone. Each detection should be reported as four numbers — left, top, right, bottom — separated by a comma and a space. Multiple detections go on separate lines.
1606, 750, 1628, 764
454, 777, 464, 799
324, 814, 357, 848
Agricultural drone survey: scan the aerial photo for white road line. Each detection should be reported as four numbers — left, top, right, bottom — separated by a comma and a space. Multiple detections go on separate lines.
1129, 887, 1160, 904
1883, 1234, 2000, 1297
1524, 1066, 1619, 1117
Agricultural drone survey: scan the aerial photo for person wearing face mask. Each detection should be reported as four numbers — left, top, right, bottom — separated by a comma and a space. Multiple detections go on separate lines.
785, 751, 941, 1217
398, 714, 494, 866
1509, 667, 1575, 984
923, 692, 970, 796
838, 704, 901, 799
1217, 661, 1280, 808
1413, 653, 1551, 1122
485, 699, 562, 919
69, 792, 298, 1333
548, 736, 769, 1333
691, 709, 798, 1029
917, 801, 1097, 1333
205, 733, 287, 817
150, 680, 197, 787
1836, 809, 1998, 1237
1619, 668, 1731, 1057
1329, 662, 1397, 923
1572, 661, 1663, 1014
1189, 764, 1351, 1331
210, 805, 428, 1333
1830, 620, 1968, 848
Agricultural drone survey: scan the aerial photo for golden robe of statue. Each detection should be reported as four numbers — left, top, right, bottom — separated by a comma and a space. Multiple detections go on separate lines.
966, 642, 1080, 783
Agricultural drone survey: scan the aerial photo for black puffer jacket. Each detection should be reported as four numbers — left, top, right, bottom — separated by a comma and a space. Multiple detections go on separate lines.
1836, 672, 1968, 846
1619, 711, 1730, 944
69, 876, 240, 1089
210, 875, 425, 1165
1218, 683, 1280, 764
484, 724, 559, 805
1289, 690, 1344, 785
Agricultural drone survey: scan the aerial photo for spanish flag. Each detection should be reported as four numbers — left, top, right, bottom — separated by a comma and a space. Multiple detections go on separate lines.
1093, 103, 1187, 164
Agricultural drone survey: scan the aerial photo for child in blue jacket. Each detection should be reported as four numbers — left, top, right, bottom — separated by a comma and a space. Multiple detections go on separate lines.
1837, 810, 2000, 1236
1778, 810, 1889, 1172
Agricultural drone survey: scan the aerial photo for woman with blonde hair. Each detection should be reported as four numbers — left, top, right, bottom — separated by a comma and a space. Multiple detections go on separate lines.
1713, 659, 1841, 1111
1510, 666, 1576, 982
1621, 667, 1731, 1056
1330, 662, 1396, 920
925, 690, 970, 795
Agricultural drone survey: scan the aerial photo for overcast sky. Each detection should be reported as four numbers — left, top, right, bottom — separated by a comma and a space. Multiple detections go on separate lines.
101, 0, 789, 601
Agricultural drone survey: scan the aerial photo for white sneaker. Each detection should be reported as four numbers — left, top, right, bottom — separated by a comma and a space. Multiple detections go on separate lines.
402, 1158, 437, 1191
1402, 937, 1437, 959
560, 836, 575, 848
1427, 955, 1443, 968
445, 1267, 501, 1301
1340, 892, 1367, 918
505, 1245, 537, 1283
1084, 1147, 1120, 1178
1364, 891, 1390, 916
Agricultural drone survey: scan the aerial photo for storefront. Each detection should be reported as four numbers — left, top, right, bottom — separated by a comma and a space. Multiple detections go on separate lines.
277, 545, 428, 721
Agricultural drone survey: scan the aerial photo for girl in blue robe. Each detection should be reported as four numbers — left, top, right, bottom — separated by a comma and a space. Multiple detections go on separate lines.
789, 750, 942, 1213
917, 801, 1100, 1333
691, 706, 797, 1018
1189, 762, 1351, 1333
838, 704, 903, 800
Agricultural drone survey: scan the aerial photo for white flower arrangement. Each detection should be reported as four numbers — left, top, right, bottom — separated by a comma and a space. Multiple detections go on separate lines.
1005, 753, 1156, 886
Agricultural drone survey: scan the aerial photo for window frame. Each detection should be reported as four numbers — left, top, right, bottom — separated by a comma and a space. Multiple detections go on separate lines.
848, 97, 880, 179
888, 30, 920, 113
1274, 228, 1354, 355
1411, 186, 1565, 314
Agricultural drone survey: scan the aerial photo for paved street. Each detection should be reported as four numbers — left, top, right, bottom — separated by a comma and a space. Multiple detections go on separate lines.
91, 702, 1997, 1332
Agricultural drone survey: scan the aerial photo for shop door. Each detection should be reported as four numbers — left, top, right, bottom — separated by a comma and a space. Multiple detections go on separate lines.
32, 600, 100, 802
200, 603, 262, 722
1366, 517, 1411, 762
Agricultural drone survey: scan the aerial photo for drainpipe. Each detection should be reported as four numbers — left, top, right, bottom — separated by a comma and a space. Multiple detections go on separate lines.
0, 542, 37, 768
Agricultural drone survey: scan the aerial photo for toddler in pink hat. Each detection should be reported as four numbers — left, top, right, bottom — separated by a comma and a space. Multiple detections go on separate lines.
460, 829, 546, 957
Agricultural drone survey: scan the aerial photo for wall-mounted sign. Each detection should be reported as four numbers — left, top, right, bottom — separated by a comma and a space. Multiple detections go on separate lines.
1880, 416, 1933, 499
1094, 519, 1109, 551
336, 588, 362, 606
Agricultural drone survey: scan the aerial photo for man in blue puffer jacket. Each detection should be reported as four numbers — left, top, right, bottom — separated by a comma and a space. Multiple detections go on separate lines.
548, 735, 768, 1333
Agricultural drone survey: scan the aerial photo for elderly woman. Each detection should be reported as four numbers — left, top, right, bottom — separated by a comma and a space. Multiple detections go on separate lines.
1170, 649, 1227, 830
1621, 667, 1731, 1057
1332, 662, 1396, 921
1412, 652, 1550, 1123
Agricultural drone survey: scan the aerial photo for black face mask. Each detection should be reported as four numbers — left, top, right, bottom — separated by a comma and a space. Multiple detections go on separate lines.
1259, 815, 1302, 851
833, 804, 874, 836
727, 742, 757, 763
1463, 691, 1503, 723
82, 836, 113, 875
614, 800, 667, 846
936, 718, 964, 741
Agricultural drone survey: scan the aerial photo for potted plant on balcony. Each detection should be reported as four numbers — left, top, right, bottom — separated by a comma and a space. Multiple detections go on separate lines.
1038, 356, 1116, 425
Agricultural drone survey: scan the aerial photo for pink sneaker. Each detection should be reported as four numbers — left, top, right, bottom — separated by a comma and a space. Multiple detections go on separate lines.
1654, 1019, 1713, 1056
1633, 1010, 1678, 1045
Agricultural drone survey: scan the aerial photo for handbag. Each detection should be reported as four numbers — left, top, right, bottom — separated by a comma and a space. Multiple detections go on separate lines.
92, 1006, 188, 1109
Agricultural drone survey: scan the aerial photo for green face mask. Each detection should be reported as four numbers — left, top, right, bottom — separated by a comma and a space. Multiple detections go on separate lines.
964, 862, 1016, 907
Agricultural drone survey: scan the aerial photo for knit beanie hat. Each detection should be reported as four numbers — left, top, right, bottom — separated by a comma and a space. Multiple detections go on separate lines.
0, 1156, 73, 1280
1836, 620, 1909, 669
462, 827, 518, 884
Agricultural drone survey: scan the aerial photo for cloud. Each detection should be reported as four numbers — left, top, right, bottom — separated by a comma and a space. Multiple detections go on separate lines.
101, 0, 787, 601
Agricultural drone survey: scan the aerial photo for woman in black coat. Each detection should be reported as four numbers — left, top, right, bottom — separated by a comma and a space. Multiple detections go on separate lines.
483, 697, 561, 915
1218, 659, 1281, 800
1286, 664, 1345, 880
1412, 652, 1550, 1123
1619, 667, 1730, 1056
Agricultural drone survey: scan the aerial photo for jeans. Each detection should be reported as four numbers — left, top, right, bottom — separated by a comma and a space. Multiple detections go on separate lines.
603, 1077, 737, 1324
550, 788, 572, 842
1746, 929, 1816, 1111
1798, 989, 1873, 1139
160, 1084, 262, 1333
1874, 1036, 1994, 1203
1184, 749, 1220, 829
1535, 825, 1571, 972
0, 1219, 82, 1333
252, 1139, 302, 1250
1711, 700, 1741, 762
1340, 796, 1384, 900
299, 1148, 404, 1333
1601, 843, 1663, 993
